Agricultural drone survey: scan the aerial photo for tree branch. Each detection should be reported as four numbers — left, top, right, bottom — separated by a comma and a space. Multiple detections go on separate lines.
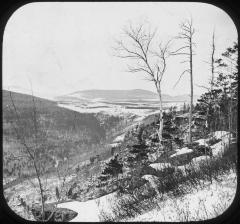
173, 69, 190, 89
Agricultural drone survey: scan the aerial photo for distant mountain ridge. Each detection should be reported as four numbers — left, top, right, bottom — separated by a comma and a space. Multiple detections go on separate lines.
56, 89, 199, 102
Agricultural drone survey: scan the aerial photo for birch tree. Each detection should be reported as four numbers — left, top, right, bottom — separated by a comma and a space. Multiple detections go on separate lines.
171, 18, 196, 143
114, 23, 172, 147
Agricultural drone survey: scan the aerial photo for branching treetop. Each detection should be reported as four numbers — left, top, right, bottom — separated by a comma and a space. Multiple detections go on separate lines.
114, 22, 172, 89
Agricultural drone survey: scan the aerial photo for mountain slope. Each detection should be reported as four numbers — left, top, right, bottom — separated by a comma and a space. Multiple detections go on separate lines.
3, 90, 106, 159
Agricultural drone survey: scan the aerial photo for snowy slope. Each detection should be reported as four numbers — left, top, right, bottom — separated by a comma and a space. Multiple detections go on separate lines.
57, 192, 117, 222
128, 171, 236, 222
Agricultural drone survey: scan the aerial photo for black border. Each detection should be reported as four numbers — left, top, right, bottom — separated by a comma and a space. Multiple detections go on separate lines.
0, 1, 239, 224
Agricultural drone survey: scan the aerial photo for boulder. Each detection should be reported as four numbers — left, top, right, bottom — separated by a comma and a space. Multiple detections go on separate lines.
31, 204, 78, 221
169, 147, 194, 166
191, 155, 211, 168
211, 131, 231, 157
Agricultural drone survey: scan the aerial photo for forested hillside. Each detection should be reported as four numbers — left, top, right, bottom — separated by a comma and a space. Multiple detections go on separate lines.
3, 90, 125, 184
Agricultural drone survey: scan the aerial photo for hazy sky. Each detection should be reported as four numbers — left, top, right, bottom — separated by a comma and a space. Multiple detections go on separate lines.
3, 2, 237, 99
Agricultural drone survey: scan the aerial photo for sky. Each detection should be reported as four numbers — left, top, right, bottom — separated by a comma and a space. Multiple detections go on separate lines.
3, 2, 238, 99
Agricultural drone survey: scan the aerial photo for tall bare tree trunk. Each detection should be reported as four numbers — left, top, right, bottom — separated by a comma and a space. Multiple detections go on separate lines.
229, 67, 233, 144
171, 18, 195, 144
34, 162, 45, 221
211, 32, 215, 90
209, 31, 215, 135
189, 38, 193, 143
157, 87, 163, 145
9, 91, 46, 220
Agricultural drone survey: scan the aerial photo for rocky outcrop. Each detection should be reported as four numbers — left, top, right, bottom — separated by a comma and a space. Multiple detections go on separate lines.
31, 204, 78, 221
169, 147, 194, 166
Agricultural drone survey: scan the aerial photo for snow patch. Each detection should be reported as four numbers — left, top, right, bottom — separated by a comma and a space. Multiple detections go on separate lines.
113, 134, 125, 143
191, 155, 211, 163
213, 131, 229, 139
195, 139, 208, 146
150, 163, 172, 171
170, 147, 193, 158
211, 131, 231, 157
57, 192, 117, 222
109, 142, 121, 148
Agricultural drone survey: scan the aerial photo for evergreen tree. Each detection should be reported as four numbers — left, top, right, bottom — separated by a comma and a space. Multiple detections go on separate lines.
101, 155, 123, 178
195, 42, 238, 136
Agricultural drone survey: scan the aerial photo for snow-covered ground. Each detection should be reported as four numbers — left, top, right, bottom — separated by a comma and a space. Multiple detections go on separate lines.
57, 192, 117, 222
56, 170, 236, 222
108, 142, 121, 148
170, 147, 193, 158
149, 163, 172, 170
128, 171, 237, 222
58, 103, 155, 117
113, 134, 125, 143
57, 100, 184, 118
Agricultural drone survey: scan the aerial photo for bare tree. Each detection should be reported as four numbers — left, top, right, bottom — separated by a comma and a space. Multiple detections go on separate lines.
208, 31, 217, 133
114, 23, 172, 147
8, 91, 47, 220
6, 91, 71, 221
210, 31, 216, 90
171, 18, 196, 143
